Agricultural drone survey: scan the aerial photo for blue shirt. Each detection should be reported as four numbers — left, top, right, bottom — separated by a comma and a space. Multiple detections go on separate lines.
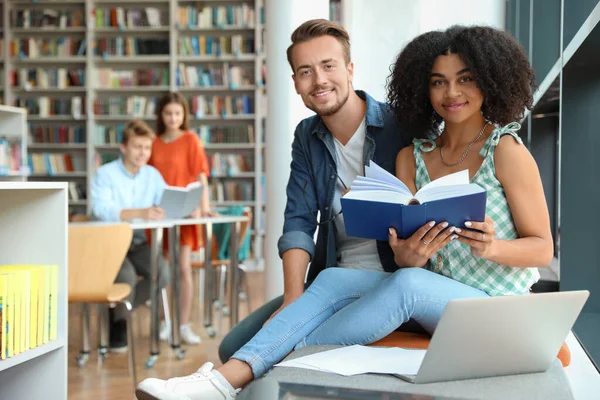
277, 91, 411, 281
91, 158, 166, 222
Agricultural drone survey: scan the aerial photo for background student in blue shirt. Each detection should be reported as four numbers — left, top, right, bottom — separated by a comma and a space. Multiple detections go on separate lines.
91, 119, 170, 352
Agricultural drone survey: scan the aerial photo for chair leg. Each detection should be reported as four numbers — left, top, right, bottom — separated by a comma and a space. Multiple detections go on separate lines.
161, 287, 172, 344
76, 303, 91, 367
240, 267, 252, 315
198, 267, 205, 324
122, 300, 138, 387
97, 304, 109, 362
218, 264, 227, 335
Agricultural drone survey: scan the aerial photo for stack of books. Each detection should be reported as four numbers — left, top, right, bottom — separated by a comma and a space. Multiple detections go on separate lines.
0, 265, 59, 360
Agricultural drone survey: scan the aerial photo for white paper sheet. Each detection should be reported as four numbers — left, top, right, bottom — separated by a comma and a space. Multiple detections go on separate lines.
274, 345, 426, 377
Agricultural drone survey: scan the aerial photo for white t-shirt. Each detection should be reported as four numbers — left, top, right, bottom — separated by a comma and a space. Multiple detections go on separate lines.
332, 118, 384, 272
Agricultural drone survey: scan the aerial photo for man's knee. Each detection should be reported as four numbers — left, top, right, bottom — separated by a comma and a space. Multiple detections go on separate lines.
114, 259, 137, 286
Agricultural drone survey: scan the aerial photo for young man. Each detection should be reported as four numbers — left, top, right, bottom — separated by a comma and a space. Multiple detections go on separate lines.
91, 119, 170, 352
217, 18, 416, 364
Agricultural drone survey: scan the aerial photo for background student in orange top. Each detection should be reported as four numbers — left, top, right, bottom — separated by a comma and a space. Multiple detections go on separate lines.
150, 92, 217, 345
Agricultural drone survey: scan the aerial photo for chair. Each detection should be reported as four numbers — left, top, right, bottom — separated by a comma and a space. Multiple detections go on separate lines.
191, 207, 253, 335
68, 223, 138, 387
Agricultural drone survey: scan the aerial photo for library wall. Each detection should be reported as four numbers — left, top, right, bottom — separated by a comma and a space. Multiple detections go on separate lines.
0, 0, 267, 259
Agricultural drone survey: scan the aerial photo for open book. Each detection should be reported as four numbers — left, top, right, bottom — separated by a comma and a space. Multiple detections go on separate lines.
158, 181, 204, 219
340, 161, 486, 240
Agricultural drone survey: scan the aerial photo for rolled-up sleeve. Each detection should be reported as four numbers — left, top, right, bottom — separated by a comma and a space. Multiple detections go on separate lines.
277, 128, 318, 260
91, 168, 121, 221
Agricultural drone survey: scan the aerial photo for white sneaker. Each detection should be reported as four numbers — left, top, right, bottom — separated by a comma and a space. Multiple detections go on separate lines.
159, 321, 170, 342
135, 362, 240, 400
180, 324, 201, 345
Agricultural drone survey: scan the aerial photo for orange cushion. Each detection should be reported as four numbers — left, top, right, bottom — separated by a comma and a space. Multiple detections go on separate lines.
369, 331, 571, 367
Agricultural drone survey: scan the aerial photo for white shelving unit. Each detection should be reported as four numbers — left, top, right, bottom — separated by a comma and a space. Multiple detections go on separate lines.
1, 0, 267, 261
0, 181, 68, 400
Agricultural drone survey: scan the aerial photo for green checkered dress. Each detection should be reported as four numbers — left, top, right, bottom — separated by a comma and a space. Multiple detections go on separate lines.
413, 122, 539, 296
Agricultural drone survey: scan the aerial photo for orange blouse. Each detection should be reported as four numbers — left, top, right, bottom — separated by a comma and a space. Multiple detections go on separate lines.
149, 131, 210, 186
149, 131, 210, 251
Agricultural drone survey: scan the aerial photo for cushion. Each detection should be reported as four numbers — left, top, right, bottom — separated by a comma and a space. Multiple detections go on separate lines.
369, 331, 571, 367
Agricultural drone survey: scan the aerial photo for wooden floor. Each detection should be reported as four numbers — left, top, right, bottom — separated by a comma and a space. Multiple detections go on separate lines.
67, 271, 265, 400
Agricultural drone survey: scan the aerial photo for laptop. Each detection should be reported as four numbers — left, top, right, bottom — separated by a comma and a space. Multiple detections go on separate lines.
396, 290, 589, 384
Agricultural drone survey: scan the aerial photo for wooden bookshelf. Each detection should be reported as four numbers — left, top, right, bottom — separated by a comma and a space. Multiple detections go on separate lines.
1, 0, 267, 260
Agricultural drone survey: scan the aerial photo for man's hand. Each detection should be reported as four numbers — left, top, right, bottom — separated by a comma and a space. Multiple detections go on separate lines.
389, 221, 458, 267
142, 206, 165, 220
264, 292, 302, 326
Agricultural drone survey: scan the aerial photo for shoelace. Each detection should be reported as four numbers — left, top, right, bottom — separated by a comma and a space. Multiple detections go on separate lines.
178, 370, 210, 382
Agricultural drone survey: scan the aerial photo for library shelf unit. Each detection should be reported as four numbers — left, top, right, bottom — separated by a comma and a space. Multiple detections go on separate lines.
0, 181, 68, 400
1, 0, 267, 261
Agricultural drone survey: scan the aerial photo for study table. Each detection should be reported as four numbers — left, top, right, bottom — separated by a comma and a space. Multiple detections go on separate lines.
70, 214, 250, 369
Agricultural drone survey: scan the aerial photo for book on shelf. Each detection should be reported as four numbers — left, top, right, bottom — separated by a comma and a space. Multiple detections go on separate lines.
28, 152, 86, 175
92, 7, 163, 29
94, 68, 169, 88
30, 125, 85, 144
0, 265, 58, 361
94, 37, 169, 57
15, 96, 84, 119
13, 67, 85, 89
177, 64, 251, 89
11, 8, 84, 29
177, 4, 255, 29
341, 161, 486, 241
189, 94, 253, 118
209, 153, 252, 176
158, 182, 204, 219
11, 38, 86, 58
0, 138, 23, 175
178, 35, 254, 57
93, 96, 157, 118
195, 124, 255, 145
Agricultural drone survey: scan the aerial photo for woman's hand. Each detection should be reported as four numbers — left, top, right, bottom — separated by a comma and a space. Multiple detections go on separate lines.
389, 221, 458, 267
456, 215, 497, 259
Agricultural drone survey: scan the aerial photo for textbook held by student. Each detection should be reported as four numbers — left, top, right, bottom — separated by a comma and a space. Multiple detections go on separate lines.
341, 161, 486, 241
158, 181, 204, 219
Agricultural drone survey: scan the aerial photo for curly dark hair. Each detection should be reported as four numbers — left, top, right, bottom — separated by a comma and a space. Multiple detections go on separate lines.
386, 25, 536, 139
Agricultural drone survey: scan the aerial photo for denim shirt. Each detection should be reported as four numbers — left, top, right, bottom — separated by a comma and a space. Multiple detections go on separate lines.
277, 90, 411, 282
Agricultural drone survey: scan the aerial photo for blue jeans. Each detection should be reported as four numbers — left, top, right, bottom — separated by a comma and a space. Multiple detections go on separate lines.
231, 267, 489, 378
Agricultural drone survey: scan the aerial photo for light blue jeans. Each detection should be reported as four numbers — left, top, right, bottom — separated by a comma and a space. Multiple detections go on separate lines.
231, 267, 489, 378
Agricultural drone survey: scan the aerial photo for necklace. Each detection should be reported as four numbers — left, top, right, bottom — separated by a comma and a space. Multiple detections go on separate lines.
439, 122, 489, 167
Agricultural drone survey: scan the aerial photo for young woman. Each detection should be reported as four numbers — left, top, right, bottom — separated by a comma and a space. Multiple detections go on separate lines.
136, 26, 553, 400
149, 92, 216, 345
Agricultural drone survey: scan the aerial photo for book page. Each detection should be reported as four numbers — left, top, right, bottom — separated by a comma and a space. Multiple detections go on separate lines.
416, 169, 469, 195
365, 160, 411, 192
343, 189, 412, 204
415, 183, 485, 204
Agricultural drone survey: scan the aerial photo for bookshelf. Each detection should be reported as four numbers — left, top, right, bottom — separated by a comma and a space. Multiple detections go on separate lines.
1, 0, 267, 261
0, 181, 68, 400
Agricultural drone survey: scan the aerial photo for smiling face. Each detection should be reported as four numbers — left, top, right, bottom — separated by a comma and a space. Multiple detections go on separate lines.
161, 102, 186, 132
120, 135, 152, 170
429, 53, 484, 126
291, 35, 354, 117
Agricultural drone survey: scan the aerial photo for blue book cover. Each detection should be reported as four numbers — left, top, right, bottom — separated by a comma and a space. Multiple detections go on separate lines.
340, 161, 487, 241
